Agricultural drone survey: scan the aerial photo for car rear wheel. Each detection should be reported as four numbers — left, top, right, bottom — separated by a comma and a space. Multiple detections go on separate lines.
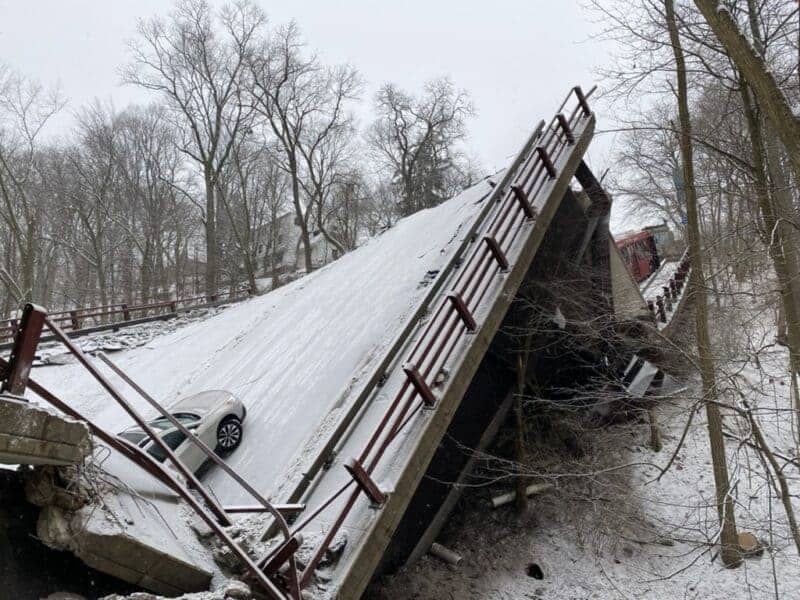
216, 416, 243, 453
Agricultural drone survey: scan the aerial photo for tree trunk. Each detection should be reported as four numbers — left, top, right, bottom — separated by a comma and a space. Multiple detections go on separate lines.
204, 166, 218, 299
515, 354, 528, 514
289, 159, 313, 273
740, 0, 800, 445
695, 0, 800, 181
666, 0, 741, 568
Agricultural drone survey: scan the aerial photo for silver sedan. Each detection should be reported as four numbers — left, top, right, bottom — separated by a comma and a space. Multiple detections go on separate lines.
118, 390, 246, 474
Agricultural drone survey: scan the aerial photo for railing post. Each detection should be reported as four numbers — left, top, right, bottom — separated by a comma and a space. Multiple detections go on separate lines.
344, 458, 387, 506
663, 286, 673, 311
574, 85, 591, 116
446, 292, 477, 332
1, 304, 46, 396
556, 113, 575, 144
402, 363, 437, 407
510, 185, 536, 219
121, 303, 131, 321
482, 235, 509, 271
655, 296, 667, 323
536, 146, 557, 178
647, 300, 656, 321
69, 310, 81, 331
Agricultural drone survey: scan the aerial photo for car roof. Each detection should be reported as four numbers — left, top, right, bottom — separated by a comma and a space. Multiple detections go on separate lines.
167, 389, 236, 413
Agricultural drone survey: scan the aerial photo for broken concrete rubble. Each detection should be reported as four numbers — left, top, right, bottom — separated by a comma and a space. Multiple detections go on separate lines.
0, 394, 91, 466
21, 448, 218, 597
35, 470, 216, 596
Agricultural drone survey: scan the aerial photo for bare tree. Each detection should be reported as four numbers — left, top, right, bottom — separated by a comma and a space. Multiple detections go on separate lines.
0, 64, 64, 303
123, 0, 264, 297
367, 77, 474, 217
249, 22, 360, 273
665, 0, 740, 568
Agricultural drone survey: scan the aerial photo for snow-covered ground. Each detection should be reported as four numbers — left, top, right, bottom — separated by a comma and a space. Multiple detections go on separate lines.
28, 177, 495, 505
367, 284, 800, 600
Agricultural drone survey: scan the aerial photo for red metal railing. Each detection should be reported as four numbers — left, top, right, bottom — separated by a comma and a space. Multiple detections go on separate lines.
645, 248, 690, 323
0, 288, 251, 343
255, 85, 597, 590
1, 303, 299, 600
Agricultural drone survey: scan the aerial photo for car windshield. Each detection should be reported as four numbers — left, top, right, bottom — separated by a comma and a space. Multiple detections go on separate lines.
149, 413, 200, 430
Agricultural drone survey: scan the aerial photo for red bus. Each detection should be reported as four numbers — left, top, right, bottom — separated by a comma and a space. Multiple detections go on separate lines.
616, 230, 660, 282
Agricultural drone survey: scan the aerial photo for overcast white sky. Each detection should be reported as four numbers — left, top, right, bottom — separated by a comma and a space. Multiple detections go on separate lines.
0, 1, 639, 227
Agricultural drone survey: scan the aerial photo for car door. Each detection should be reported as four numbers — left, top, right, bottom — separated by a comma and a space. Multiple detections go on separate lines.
145, 428, 189, 469
179, 424, 211, 474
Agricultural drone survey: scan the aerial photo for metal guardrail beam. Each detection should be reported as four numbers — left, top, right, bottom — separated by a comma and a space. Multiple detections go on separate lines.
265, 119, 548, 523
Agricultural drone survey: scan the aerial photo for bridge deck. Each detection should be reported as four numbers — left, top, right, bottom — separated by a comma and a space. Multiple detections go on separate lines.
287, 93, 596, 598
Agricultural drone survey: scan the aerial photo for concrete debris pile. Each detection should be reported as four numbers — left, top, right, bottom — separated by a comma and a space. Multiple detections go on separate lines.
25, 457, 216, 595
36, 307, 222, 365
0, 394, 222, 597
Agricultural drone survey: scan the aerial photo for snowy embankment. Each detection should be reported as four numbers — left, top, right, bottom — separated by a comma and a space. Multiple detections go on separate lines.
30, 177, 495, 505
369, 290, 800, 600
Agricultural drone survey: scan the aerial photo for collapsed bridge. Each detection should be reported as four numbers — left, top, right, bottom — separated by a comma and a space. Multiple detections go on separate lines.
0, 86, 690, 599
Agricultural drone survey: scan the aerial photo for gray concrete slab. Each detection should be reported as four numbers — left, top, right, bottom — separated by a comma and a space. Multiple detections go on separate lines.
0, 395, 91, 466
37, 477, 215, 596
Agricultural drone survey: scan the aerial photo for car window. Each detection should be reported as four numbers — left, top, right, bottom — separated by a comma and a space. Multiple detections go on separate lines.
119, 430, 147, 446
149, 418, 173, 431
173, 413, 201, 425
146, 429, 188, 462
149, 413, 200, 431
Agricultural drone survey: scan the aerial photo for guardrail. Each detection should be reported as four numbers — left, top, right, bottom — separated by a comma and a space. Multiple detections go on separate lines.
254, 85, 597, 593
644, 248, 690, 324
0, 288, 251, 343
0, 303, 298, 600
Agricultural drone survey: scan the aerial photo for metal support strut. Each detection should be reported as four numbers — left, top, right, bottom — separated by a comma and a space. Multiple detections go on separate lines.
344, 458, 387, 506
402, 362, 437, 407
1, 303, 46, 396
